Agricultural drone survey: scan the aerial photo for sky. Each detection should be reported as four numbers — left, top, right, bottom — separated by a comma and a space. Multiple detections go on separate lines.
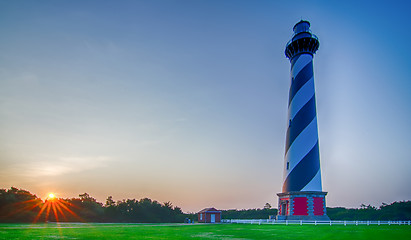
1, 0, 410, 213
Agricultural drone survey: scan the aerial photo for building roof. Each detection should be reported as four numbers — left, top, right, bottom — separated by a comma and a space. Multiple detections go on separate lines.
198, 207, 221, 213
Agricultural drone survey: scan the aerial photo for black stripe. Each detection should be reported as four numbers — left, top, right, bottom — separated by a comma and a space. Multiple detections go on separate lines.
285, 95, 317, 153
282, 142, 320, 192
288, 62, 313, 105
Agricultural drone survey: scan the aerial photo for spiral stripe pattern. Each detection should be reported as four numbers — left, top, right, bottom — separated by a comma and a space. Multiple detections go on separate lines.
282, 53, 322, 193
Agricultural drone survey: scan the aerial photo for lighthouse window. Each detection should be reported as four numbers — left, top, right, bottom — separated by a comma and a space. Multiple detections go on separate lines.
286, 162, 290, 170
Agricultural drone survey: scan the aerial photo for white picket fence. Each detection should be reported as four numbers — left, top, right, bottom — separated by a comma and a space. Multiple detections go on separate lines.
222, 219, 411, 226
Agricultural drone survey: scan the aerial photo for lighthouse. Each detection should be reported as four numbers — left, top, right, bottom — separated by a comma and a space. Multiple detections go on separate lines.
277, 20, 330, 221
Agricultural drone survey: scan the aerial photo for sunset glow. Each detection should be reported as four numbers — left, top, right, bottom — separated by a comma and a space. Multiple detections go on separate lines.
48, 193, 55, 199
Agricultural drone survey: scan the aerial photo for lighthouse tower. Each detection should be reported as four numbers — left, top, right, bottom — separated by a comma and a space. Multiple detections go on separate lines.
277, 20, 329, 221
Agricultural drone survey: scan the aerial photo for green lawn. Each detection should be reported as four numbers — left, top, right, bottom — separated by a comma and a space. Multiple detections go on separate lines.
0, 223, 410, 240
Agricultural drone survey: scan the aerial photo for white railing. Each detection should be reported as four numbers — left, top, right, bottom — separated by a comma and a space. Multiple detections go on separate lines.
222, 219, 411, 226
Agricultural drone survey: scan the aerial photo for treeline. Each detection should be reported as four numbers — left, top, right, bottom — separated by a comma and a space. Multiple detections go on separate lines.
221, 208, 277, 219
1, 187, 410, 222
0, 187, 42, 222
219, 203, 411, 221
0, 187, 185, 223
327, 202, 411, 221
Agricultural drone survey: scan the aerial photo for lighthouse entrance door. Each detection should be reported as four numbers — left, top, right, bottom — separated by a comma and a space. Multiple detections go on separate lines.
281, 202, 287, 215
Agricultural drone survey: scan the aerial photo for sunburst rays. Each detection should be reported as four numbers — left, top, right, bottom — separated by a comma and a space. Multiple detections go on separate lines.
32, 197, 83, 223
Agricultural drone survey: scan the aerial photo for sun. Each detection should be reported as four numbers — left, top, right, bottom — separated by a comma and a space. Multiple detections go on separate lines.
48, 193, 55, 200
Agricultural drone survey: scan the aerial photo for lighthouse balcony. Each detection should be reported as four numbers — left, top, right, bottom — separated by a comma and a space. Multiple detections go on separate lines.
285, 35, 319, 59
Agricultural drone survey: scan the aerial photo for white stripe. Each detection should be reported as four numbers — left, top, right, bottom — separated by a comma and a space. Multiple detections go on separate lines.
301, 169, 322, 191
283, 117, 319, 180
288, 77, 315, 120
291, 54, 312, 78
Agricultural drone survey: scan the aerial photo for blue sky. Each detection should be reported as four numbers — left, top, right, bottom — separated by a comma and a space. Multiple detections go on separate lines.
1, 0, 410, 212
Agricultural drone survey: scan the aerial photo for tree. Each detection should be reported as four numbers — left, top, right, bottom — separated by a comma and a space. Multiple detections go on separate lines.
105, 196, 115, 207
0, 187, 43, 222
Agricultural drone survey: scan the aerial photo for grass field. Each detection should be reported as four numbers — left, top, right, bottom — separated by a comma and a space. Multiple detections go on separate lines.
0, 223, 410, 240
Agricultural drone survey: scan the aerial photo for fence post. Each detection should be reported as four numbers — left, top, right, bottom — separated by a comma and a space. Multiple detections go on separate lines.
356, 221, 358, 226
300, 220, 302, 226
315, 220, 317, 226
330, 221, 332, 226
344, 221, 346, 226
286, 220, 288, 226
367, 221, 369, 226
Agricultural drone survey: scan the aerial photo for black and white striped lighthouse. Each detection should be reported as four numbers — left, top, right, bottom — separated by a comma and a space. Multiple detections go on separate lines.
277, 20, 330, 221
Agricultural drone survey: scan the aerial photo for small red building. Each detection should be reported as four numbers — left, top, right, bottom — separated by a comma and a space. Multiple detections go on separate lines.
198, 208, 221, 223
